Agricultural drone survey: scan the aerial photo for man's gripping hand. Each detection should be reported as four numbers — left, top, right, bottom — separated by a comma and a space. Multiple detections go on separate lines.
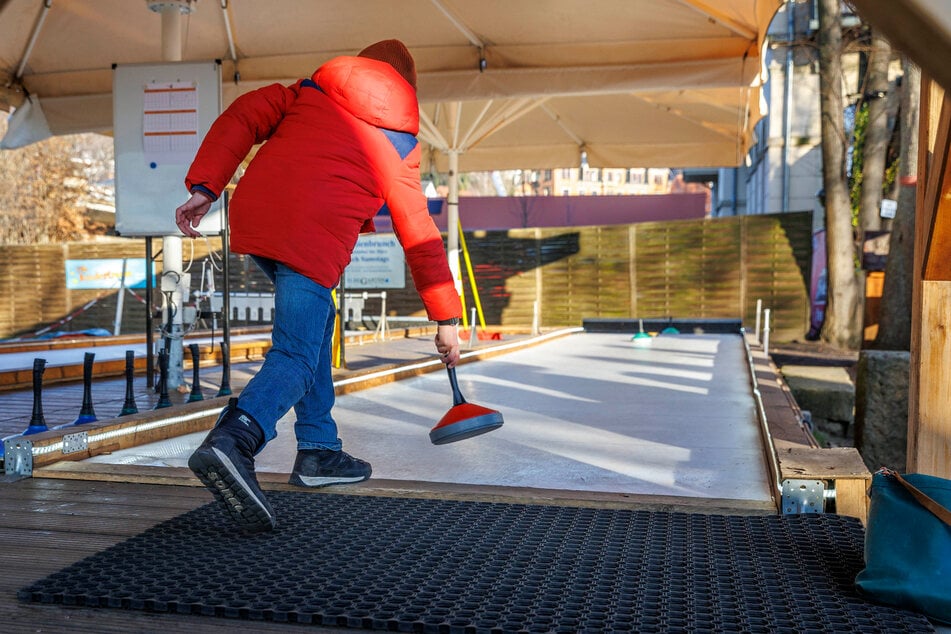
435, 324, 460, 368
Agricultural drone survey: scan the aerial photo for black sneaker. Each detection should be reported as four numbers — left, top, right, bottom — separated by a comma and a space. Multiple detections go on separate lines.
289, 449, 372, 488
188, 399, 276, 533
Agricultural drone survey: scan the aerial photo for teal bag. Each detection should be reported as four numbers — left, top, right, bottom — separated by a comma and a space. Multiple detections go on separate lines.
855, 468, 951, 623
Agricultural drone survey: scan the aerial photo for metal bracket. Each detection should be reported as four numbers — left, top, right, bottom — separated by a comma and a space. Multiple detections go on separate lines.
62, 431, 88, 455
781, 479, 825, 514
3, 438, 33, 477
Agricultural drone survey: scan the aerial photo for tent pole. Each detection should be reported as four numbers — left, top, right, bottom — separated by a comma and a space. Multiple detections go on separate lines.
151, 0, 192, 388
12, 0, 51, 82
447, 150, 463, 297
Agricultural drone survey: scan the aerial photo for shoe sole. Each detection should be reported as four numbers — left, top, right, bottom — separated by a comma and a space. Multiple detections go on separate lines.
189, 447, 276, 533
288, 473, 370, 488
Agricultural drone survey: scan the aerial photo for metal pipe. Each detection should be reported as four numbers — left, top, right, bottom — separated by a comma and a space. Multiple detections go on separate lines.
161, 6, 184, 62
216, 195, 231, 398
755, 298, 762, 343
114, 259, 127, 336
219, 0, 237, 63
154, 0, 188, 387
447, 151, 462, 297
732, 166, 739, 215
13, 0, 52, 82
145, 238, 155, 388
781, 0, 794, 212
429, 0, 484, 49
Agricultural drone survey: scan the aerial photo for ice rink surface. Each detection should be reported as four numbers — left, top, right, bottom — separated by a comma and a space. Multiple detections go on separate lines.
87, 332, 772, 501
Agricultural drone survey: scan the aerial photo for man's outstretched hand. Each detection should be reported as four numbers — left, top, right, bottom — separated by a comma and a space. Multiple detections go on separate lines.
175, 191, 214, 238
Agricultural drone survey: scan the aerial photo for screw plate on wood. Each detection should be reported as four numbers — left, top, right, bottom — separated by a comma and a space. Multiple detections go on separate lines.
782, 479, 825, 514
3, 438, 33, 476
62, 432, 88, 455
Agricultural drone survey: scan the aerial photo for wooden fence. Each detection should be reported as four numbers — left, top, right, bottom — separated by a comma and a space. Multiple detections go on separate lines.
0, 212, 812, 342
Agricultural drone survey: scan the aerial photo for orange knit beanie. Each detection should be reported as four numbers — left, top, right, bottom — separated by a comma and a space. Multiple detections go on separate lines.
357, 39, 417, 90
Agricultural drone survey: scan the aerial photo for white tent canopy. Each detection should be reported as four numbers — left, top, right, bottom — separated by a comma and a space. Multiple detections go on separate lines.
0, 0, 782, 170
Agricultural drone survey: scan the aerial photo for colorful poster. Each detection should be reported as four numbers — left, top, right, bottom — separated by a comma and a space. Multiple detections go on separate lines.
65, 259, 153, 290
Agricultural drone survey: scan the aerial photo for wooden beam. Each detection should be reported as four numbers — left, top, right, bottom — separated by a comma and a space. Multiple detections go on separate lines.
922, 95, 951, 280
910, 282, 951, 475
850, 0, 951, 94
908, 77, 951, 477
675, 0, 758, 41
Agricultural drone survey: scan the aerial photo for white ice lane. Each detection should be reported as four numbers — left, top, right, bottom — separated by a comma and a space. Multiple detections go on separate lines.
86, 333, 772, 502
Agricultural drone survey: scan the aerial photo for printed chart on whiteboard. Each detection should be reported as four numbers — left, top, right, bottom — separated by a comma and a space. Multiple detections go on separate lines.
142, 81, 199, 166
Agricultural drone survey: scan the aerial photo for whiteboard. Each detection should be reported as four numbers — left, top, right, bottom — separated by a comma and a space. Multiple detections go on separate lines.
113, 61, 222, 237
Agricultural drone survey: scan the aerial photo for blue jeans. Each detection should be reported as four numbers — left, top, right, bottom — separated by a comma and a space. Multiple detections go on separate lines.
236, 257, 341, 451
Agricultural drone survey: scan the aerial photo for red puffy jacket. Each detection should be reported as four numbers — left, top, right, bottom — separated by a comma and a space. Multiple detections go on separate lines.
184, 56, 460, 321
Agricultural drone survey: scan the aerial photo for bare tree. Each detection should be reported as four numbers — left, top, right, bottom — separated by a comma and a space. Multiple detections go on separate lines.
818, 0, 863, 349
857, 28, 893, 236
0, 119, 111, 244
873, 58, 919, 350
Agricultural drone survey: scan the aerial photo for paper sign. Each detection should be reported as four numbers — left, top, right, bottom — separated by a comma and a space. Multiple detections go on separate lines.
880, 199, 897, 219
344, 234, 406, 289
142, 81, 199, 166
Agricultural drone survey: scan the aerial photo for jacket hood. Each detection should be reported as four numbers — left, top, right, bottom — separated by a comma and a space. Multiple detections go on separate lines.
313, 56, 419, 135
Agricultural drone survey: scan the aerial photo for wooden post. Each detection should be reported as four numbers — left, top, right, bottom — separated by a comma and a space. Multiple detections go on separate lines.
908, 78, 951, 478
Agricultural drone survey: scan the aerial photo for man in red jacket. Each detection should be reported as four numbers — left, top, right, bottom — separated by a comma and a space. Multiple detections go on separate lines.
175, 40, 462, 533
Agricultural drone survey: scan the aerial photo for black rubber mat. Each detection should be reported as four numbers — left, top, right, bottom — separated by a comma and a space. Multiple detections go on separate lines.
20, 492, 934, 633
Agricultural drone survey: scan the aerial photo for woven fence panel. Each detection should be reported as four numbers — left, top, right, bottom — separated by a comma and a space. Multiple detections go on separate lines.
528, 213, 811, 338
0, 213, 813, 342
0, 249, 13, 335
0, 244, 68, 338
631, 217, 745, 321
741, 213, 812, 342
0, 238, 230, 338
528, 225, 636, 326
493, 229, 542, 326
462, 229, 539, 327
695, 218, 745, 318
634, 219, 707, 319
